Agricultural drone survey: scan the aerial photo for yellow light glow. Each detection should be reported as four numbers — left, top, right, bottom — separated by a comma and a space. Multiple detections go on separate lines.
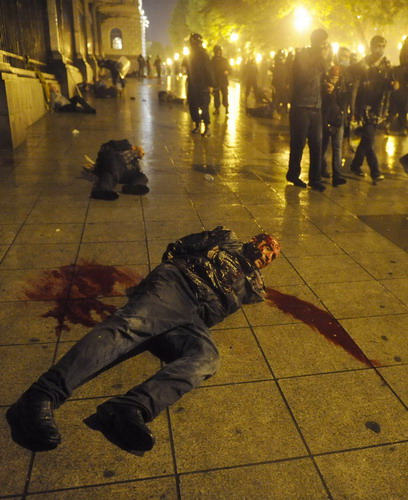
229, 58, 236, 67
294, 6, 312, 32
398, 42, 403, 50
403, 35, 407, 41
183, 46, 190, 56
385, 136, 396, 158
230, 32, 239, 43
174, 52, 180, 61
357, 44, 365, 55
331, 42, 339, 55
255, 53, 262, 63
166, 58, 173, 66
236, 56, 242, 65
270, 50, 276, 58
202, 41, 208, 49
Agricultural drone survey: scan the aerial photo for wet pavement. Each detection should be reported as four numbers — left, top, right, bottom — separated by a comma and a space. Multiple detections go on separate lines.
1, 76, 408, 499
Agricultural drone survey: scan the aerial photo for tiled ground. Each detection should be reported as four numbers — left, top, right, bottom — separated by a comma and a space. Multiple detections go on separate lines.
1, 76, 408, 499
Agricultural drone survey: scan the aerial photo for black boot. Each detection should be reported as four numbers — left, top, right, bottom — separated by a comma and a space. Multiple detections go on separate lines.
122, 184, 150, 195
6, 390, 61, 450
96, 402, 155, 451
91, 189, 119, 200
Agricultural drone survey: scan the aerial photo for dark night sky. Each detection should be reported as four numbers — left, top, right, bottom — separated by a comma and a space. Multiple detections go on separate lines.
143, 0, 178, 46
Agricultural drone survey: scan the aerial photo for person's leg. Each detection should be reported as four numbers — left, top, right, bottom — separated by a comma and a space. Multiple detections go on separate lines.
188, 87, 201, 132
97, 321, 219, 450
121, 170, 149, 195
221, 85, 229, 111
350, 123, 369, 175
287, 107, 309, 185
321, 124, 330, 177
213, 88, 221, 113
331, 123, 345, 179
71, 95, 96, 113
307, 108, 323, 188
364, 122, 381, 179
91, 152, 122, 200
200, 91, 211, 137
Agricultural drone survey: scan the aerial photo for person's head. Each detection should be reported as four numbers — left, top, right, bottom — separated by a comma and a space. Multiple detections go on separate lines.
338, 47, 351, 67
190, 32, 203, 49
370, 35, 386, 60
213, 44, 222, 56
243, 234, 281, 269
310, 29, 329, 56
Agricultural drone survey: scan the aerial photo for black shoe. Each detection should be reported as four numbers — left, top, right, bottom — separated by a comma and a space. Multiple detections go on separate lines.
213, 108, 220, 115
372, 173, 385, 182
225, 106, 229, 115
191, 124, 201, 134
91, 189, 119, 201
399, 154, 408, 174
202, 127, 211, 137
6, 390, 61, 450
286, 176, 307, 188
122, 184, 150, 195
350, 167, 366, 177
97, 402, 155, 451
308, 182, 326, 192
332, 177, 347, 187
321, 171, 331, 179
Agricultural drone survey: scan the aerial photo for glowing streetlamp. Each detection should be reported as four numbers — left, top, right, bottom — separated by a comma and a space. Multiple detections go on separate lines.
166, 58, 173, 66
183, 46, 190, 56
236, 56, 242, 65
270, 50, 276, 58
331, 42, 339, 55
229, 58, 236, 67
174, 52, 180, 61
357, 44, 365, 56
294, 7, 312, 32
230, 32, 239, 43
255, 53, 262, 64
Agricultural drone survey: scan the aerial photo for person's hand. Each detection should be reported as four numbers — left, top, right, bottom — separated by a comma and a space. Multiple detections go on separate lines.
391, 81, 400, 90
208, 87, 213, 92
325, 82, 335, 93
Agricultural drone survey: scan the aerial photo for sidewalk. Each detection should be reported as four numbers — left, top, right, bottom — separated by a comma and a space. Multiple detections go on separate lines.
1, 77, 408, 499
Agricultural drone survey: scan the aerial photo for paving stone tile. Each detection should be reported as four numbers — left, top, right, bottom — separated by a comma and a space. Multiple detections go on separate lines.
254, 323, 364, 378
26, 205, 87, 224
339, 315, 408, 366
378, 365, 408, 405
0, 224, 21, 244
381, 278, 408, 306
82, 222, 146, 242
0, 300, 61, 344
310, 280, 408, 318
0, 243, 79, 270
0, 344, 55, 405
2, 206, 32, 223
179, 458, 328, 499
329, 231, 402, 253
211, 309, 249, 329
204, 328, 271, 385
28, 477, 178, 499
280, 370, 408, 454
0, 407, 32, 497
14, 223, 83, 244
246, 203, 301, 219
290, 254, 373, 284
28, 400, 173, 491
306, 215, 375, 234
78, 241, 148, 266
86, 206, 144, 224
350, 250, 408, 279
315, 443, 408, 499
145, 220, 204, 241
279, 233, 344, 257
171, 381, 307, 472
195, 204, 252, 221
244, 284, 326, 327
261, 256, 305, 286
201, 219, 262, 241
256, 216, 322, 236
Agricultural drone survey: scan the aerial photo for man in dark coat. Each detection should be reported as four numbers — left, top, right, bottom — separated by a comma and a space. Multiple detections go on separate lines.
182, 33, 215, 137
211, 45, 232, 115
90, 139, 149, 200
349, 36, 398, 181
7, 227, 280, 452
286, 29, 330, 192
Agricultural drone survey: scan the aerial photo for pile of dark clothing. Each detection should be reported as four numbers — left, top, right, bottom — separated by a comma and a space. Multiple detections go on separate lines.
158, 90, 185, 104
246, 102, 277, 118
94, 81, 118, 98
91, 139, 149, 201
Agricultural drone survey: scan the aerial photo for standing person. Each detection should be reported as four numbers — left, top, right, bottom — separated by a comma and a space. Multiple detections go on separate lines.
272, 50, 288, 113
154, 55, 162, 79
321, 66, 347, 186
211, 45, 232, 115
243, 56, 259, 104
385, 37, 408, 136
138, 54, 146, 78
182, 33, 214, 137
286, 29, 330, 191
7, 227, 281, 453
146, 56, 152, 78
349, 36, 398, 181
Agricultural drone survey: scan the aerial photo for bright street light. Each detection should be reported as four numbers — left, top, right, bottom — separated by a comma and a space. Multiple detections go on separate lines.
331, 42, 339, 55
230, 32, 239, 43
294, 7, 311, 32
183, 46, 190, 56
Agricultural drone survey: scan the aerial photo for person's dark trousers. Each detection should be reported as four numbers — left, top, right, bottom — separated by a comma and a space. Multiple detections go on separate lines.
59, 95, 95, 114
92, 152, 123, 192
188, 87, 211, 125
322, 122, 344, 179
350, 121, 380, 178
213, 86, 228, 110
287, 106, 323, 184
30, 265, 220, 422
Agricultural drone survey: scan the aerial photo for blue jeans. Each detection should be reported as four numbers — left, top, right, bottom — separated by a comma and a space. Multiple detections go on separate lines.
322, 122, 344, 179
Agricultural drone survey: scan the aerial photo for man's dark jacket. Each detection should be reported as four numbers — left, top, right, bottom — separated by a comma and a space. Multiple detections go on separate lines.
291, 48, 328, 108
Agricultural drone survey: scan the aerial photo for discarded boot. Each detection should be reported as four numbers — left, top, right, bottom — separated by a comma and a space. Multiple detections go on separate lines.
6, 390, 61, 450
91, 189, 119, 200
122, 184, 150, 195
97, 402, 155, 451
